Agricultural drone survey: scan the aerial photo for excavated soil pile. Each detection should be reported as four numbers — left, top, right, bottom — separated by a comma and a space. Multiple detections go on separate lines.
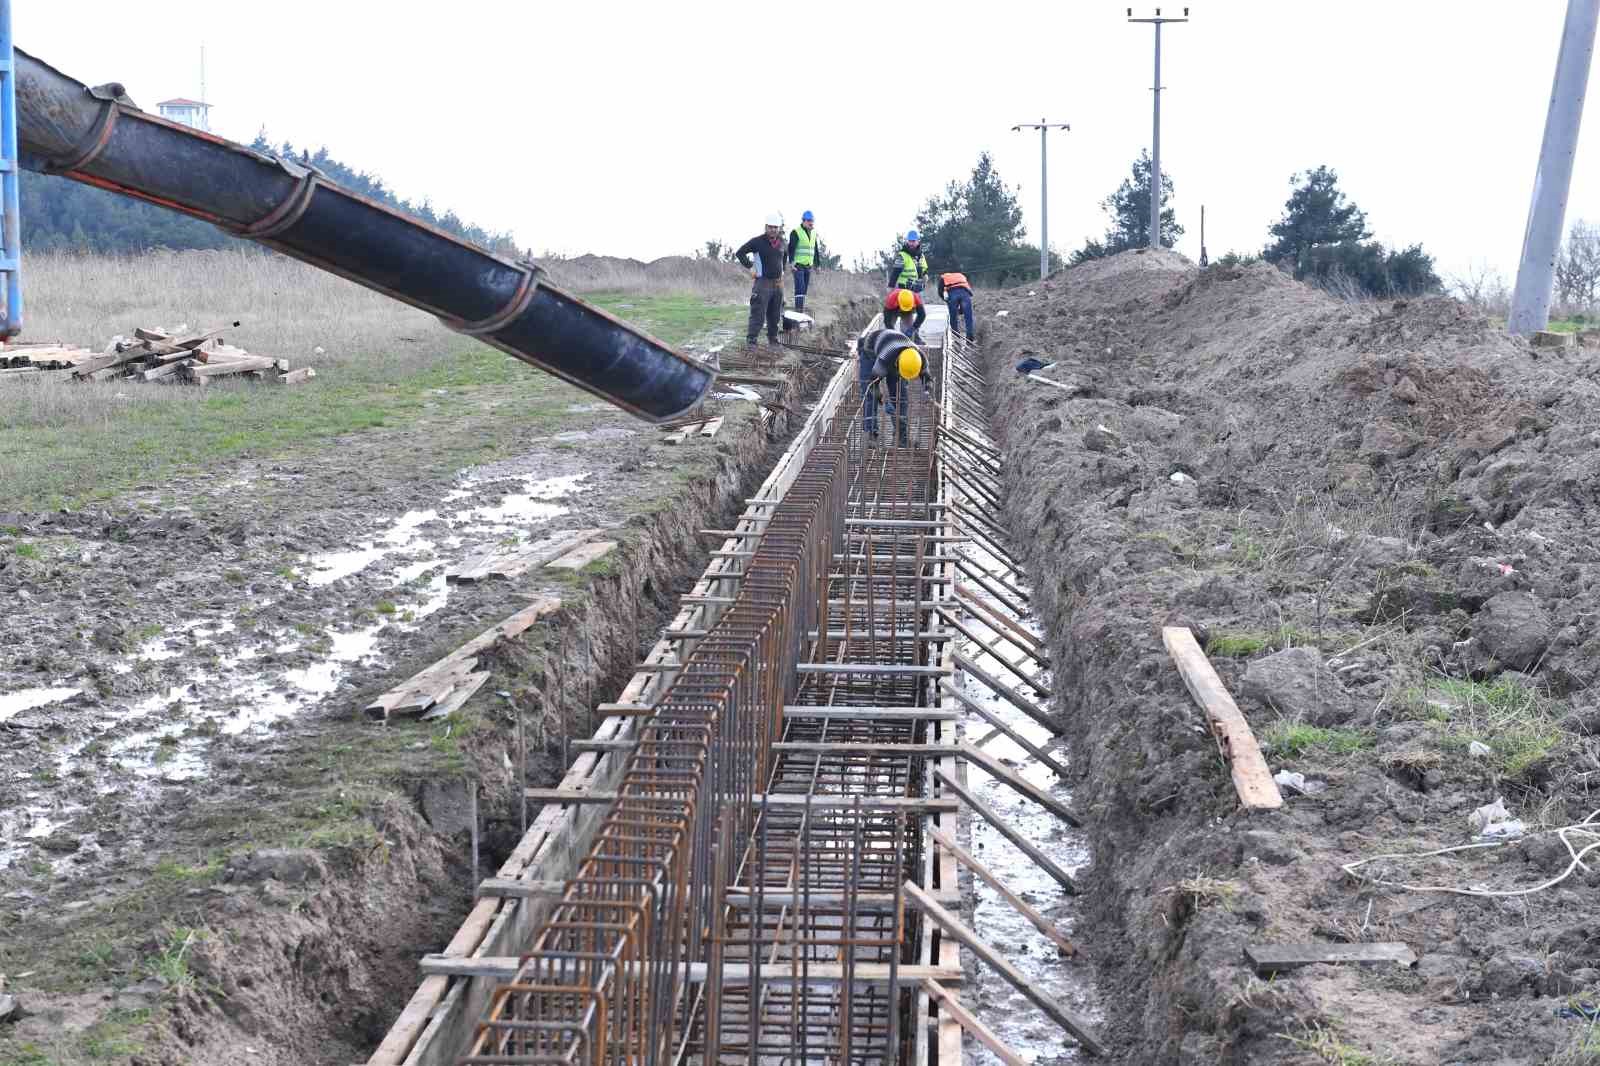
984, 250, 1600, 1064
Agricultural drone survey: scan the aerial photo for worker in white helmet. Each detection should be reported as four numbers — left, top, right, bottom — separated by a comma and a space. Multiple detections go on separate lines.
736, 214, 788, 347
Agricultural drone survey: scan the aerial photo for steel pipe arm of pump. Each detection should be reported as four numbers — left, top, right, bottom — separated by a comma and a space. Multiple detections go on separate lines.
12, 47, 714, 421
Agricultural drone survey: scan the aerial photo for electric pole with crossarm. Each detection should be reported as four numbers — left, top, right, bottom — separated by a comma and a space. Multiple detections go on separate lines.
1011, 119, 1069, 280
1128, 7, 1188, 249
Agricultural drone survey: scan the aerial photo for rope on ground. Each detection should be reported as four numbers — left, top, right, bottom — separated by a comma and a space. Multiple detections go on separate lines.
1340, 808, 1600, 898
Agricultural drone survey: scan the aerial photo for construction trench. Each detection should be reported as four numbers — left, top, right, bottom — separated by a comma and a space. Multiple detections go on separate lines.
366, 310, 1102, 1066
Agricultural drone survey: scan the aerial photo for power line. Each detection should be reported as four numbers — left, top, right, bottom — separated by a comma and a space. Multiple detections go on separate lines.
1128, 7, 1188, 250
1011, 119, 1070, 281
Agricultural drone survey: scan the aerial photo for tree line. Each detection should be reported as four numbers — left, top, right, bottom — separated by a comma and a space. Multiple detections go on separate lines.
1072, 155, 1441, 298
19, 132, 520, 256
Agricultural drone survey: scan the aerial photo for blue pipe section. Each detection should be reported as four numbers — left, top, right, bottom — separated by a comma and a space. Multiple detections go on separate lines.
0, 1, 22, 338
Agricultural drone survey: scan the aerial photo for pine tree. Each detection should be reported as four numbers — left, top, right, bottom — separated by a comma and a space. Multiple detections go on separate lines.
1071, 151, 1182, 264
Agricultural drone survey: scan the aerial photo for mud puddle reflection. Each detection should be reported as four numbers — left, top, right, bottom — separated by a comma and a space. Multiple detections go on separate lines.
0, 469, 593, 868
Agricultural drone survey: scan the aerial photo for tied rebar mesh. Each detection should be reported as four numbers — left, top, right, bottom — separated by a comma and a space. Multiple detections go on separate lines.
462, 347, 946, 1066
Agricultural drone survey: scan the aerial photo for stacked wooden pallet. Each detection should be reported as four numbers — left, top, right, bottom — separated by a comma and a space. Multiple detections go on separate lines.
0, 343, 99, 379
72, 323, 318, 386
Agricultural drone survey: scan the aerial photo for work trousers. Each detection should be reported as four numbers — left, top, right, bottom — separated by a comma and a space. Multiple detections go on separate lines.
747, 279, 783, 344
792, 265, 812, 311
857, 350, 909, 445
884, 306, 926, 339
946, 289, 974, 339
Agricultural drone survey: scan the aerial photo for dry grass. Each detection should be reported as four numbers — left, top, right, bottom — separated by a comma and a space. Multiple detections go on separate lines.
23, 248, 451, 375
1, 249, 874, 508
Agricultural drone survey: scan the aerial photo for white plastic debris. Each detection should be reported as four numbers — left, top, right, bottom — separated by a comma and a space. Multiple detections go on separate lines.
1469, 797, 1510, 833
313, 345, 326, 356
1479, 819, 1527, 839
1273, 770, 1325, 796
995, 310, 1010, 318
1169, 471, 1192, 484
1468, 740, 1493, 759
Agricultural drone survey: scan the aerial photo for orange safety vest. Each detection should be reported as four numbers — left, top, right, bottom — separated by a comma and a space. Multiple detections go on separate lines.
941, 272, 972, 293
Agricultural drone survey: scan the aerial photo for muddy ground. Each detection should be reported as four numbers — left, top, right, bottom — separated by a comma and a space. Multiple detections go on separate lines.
984, 251, 1600, 1065
0, 310, 861, 1064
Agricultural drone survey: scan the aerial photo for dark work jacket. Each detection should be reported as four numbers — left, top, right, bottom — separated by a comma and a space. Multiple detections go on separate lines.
857, 328, 931, 391
736, 234, 786, 280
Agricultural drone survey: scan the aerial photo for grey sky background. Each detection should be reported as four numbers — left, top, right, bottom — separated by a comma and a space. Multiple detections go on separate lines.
22, 2, 1600, 288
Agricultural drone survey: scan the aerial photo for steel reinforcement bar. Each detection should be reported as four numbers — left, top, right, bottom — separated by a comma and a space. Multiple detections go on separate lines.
462, 394, 853, 1065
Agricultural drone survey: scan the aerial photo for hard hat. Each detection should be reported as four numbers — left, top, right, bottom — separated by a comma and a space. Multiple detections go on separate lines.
801, 210, 814, 222
896, 290, 915, 313
765, 213, 783, 227
897, 347, 923, 381
905, 229, 921, 243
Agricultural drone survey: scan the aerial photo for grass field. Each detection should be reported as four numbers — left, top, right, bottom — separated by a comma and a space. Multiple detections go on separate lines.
0, 251, 777, 510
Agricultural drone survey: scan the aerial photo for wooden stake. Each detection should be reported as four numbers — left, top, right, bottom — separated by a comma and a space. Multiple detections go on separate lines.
952, 652, 1059, 734
960, 742, 1082, 826
903, 881, 1106, 1056
933, 768, 1077, 895
928, 826, 1077, 957
939, 681, 1068, 778
920, 979, 1030, 1066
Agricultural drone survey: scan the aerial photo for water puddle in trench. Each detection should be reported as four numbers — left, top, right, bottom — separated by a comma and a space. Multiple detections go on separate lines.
952, 535, 1101, 1064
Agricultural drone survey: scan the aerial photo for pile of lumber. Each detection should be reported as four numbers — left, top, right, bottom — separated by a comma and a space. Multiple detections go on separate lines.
0, 322, 318, 386
0, 342, 100, 379
75, 322, 317, 386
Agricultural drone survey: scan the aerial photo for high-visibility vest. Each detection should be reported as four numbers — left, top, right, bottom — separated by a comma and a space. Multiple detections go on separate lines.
895, 250, 923, 286
792, 226, 816, 267
941, 272, 971, 293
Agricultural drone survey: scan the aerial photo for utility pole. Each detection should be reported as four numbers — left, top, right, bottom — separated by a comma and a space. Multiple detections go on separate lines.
1509, 0, 1599, 335
1199, 204, 1208, 266
1012, 119, 1069, 280
1128, 8, 1188, 249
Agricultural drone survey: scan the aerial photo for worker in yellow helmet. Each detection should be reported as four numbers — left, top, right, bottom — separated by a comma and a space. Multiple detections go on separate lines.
856, 326, 931, 446
882, 287, 927, 341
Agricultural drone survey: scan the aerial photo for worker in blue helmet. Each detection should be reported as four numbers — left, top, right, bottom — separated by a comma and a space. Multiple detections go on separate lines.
787, 210, 819, 313
886, 230, 929, 292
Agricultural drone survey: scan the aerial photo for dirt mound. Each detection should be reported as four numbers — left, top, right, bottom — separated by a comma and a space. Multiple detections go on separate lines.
984, 251, 1600, 1063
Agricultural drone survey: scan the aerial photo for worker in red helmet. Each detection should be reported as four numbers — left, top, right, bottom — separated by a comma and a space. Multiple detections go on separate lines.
882, 287, 926, 341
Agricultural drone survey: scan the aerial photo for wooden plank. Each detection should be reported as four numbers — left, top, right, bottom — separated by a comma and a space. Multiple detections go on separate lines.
136, 359, 189, 382
959, 742, 1082, 826
952, 652, 1060, 734
545, 539, 618, 572
448, 528, 604, 583
419, 956, 964, 986
366, 596, 561, 718
699, 416, 725, 437
417, 670, 490, 721
1161, 627, 1284, 811
276, 366, 317, 385
928, 826, 1077, 958
183, 355, 276, 379
903, 881, 1106, 1056
920, 979, 1030, 1066
475, 877, 565, 900
1244, 942, 1417, 976
934, 768, 1077, 895
940, 681, 1068, 778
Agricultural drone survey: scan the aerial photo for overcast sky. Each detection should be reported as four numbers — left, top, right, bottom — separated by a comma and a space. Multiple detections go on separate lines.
22, 2, 1600, 288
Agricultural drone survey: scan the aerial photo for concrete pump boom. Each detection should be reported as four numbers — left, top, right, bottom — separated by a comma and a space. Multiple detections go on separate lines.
11, 46, 714, 422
